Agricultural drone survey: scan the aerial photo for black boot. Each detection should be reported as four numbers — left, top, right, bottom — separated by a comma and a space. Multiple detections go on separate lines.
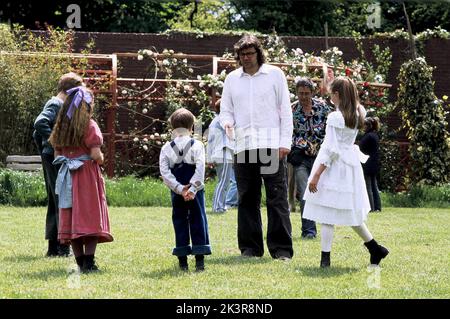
75, 255, 84, 270
178, 256, 188, 271
82, 254, 99, 273
46, 240, 58, 257
364, 239, 389, 265
195, 255, 205, 272
320, 251, 331, 268
57, 244, 71, 257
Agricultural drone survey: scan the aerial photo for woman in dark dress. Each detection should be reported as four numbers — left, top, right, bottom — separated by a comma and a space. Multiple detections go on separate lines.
359, 117, 382, 212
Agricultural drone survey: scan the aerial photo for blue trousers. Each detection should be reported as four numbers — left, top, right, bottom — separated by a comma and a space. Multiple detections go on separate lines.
171, 190, 211, 256
294, 157, 317, 237
213, 162, 238, 212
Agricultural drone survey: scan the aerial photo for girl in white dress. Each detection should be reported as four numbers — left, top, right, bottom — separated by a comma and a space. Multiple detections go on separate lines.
303, 76, 389, 268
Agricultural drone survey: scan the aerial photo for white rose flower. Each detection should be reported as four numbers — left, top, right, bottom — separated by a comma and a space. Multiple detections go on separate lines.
183, 59, 188, 64
199, 82, 205, 88
156, 141, 162, 145
150, 134, 155, 140
137, 55, 144, 61
143, 138, 148, 143
133, 137, 139, 142
142, 108, 148, 114
154, 133, 160, 137
374, 74, 383, 83
163, 59, 170, 66
143, 145, 148, 151
189, 68, 193, 73
197, 75, 202, 81
122, 90, 127, 95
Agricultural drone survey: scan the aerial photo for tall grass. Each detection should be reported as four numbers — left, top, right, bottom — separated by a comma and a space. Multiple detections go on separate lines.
1, 169, 448, 208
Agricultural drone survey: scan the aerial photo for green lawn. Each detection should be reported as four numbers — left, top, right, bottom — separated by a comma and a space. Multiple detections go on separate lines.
0, 206, 448, 298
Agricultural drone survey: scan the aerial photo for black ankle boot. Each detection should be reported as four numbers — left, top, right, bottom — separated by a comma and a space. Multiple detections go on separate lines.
178, 256, 188, 271
75, 255, 84, 270
46, 240, 58, 257
57, 244, 71, 257
82, 255, 99, 273
320, 251, 331, 268
364, 239, 389, 265
195, 255, 205, 272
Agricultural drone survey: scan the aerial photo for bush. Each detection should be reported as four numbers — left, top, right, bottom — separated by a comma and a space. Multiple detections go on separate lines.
378, 140, 407, 192
0, 24, 89, 163
397, 57, 450, 186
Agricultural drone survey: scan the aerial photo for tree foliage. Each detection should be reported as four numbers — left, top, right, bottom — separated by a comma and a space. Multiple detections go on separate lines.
2, 1, 450, 36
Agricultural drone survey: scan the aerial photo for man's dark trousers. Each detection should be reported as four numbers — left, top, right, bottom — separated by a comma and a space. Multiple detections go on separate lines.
234, 149, 293, 258
41, 153, 61, 241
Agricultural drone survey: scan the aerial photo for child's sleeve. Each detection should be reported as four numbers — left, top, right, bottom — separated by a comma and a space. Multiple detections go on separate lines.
85, 120, 104, 148
315, 112, 342, 168
189, 141, 205, 194
159, 144, 184, 195
34, 102, 58, 142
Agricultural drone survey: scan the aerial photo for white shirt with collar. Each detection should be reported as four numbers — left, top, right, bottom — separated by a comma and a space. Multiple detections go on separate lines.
219, 63, 293, 154
159, 134, 205, 195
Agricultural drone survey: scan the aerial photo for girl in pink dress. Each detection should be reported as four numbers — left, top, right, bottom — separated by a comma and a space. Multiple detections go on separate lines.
49, 86, 113, 273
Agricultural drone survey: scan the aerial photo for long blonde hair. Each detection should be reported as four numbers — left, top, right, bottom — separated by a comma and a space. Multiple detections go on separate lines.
330, 76, 364, 130
49, 89, 94, 148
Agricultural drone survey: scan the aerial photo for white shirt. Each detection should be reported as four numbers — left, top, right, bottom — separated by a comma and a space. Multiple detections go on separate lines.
219, 63, 293, 154
159, 135, 205, 195
206, 115, 234, 163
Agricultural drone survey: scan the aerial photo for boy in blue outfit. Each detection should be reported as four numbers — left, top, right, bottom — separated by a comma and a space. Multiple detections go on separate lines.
207, 99, 238, 213
159, 108, 211, 271
33, 72, 83, 257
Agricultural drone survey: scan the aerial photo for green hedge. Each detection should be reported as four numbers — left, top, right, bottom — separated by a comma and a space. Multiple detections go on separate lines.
1, 169, 448, 208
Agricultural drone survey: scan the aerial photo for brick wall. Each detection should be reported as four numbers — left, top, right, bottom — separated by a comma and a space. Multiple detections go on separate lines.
56, 31, 448, 140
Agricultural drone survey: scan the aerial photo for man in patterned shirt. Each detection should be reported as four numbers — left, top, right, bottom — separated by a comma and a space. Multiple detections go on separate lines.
289, 77, 332, 239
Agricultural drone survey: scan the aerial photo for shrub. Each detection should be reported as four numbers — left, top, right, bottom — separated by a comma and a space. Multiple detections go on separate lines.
378, 140, 408, 192
397, 57, 450, 186
0, 24, 89, 163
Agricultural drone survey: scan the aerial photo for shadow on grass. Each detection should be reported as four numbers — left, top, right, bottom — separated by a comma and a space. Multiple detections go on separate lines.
23, 268, 68, 280
296, 266, 359, 278
2, 254, 42, 262
142, 266, 193, 279
207, 255, 272, 266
